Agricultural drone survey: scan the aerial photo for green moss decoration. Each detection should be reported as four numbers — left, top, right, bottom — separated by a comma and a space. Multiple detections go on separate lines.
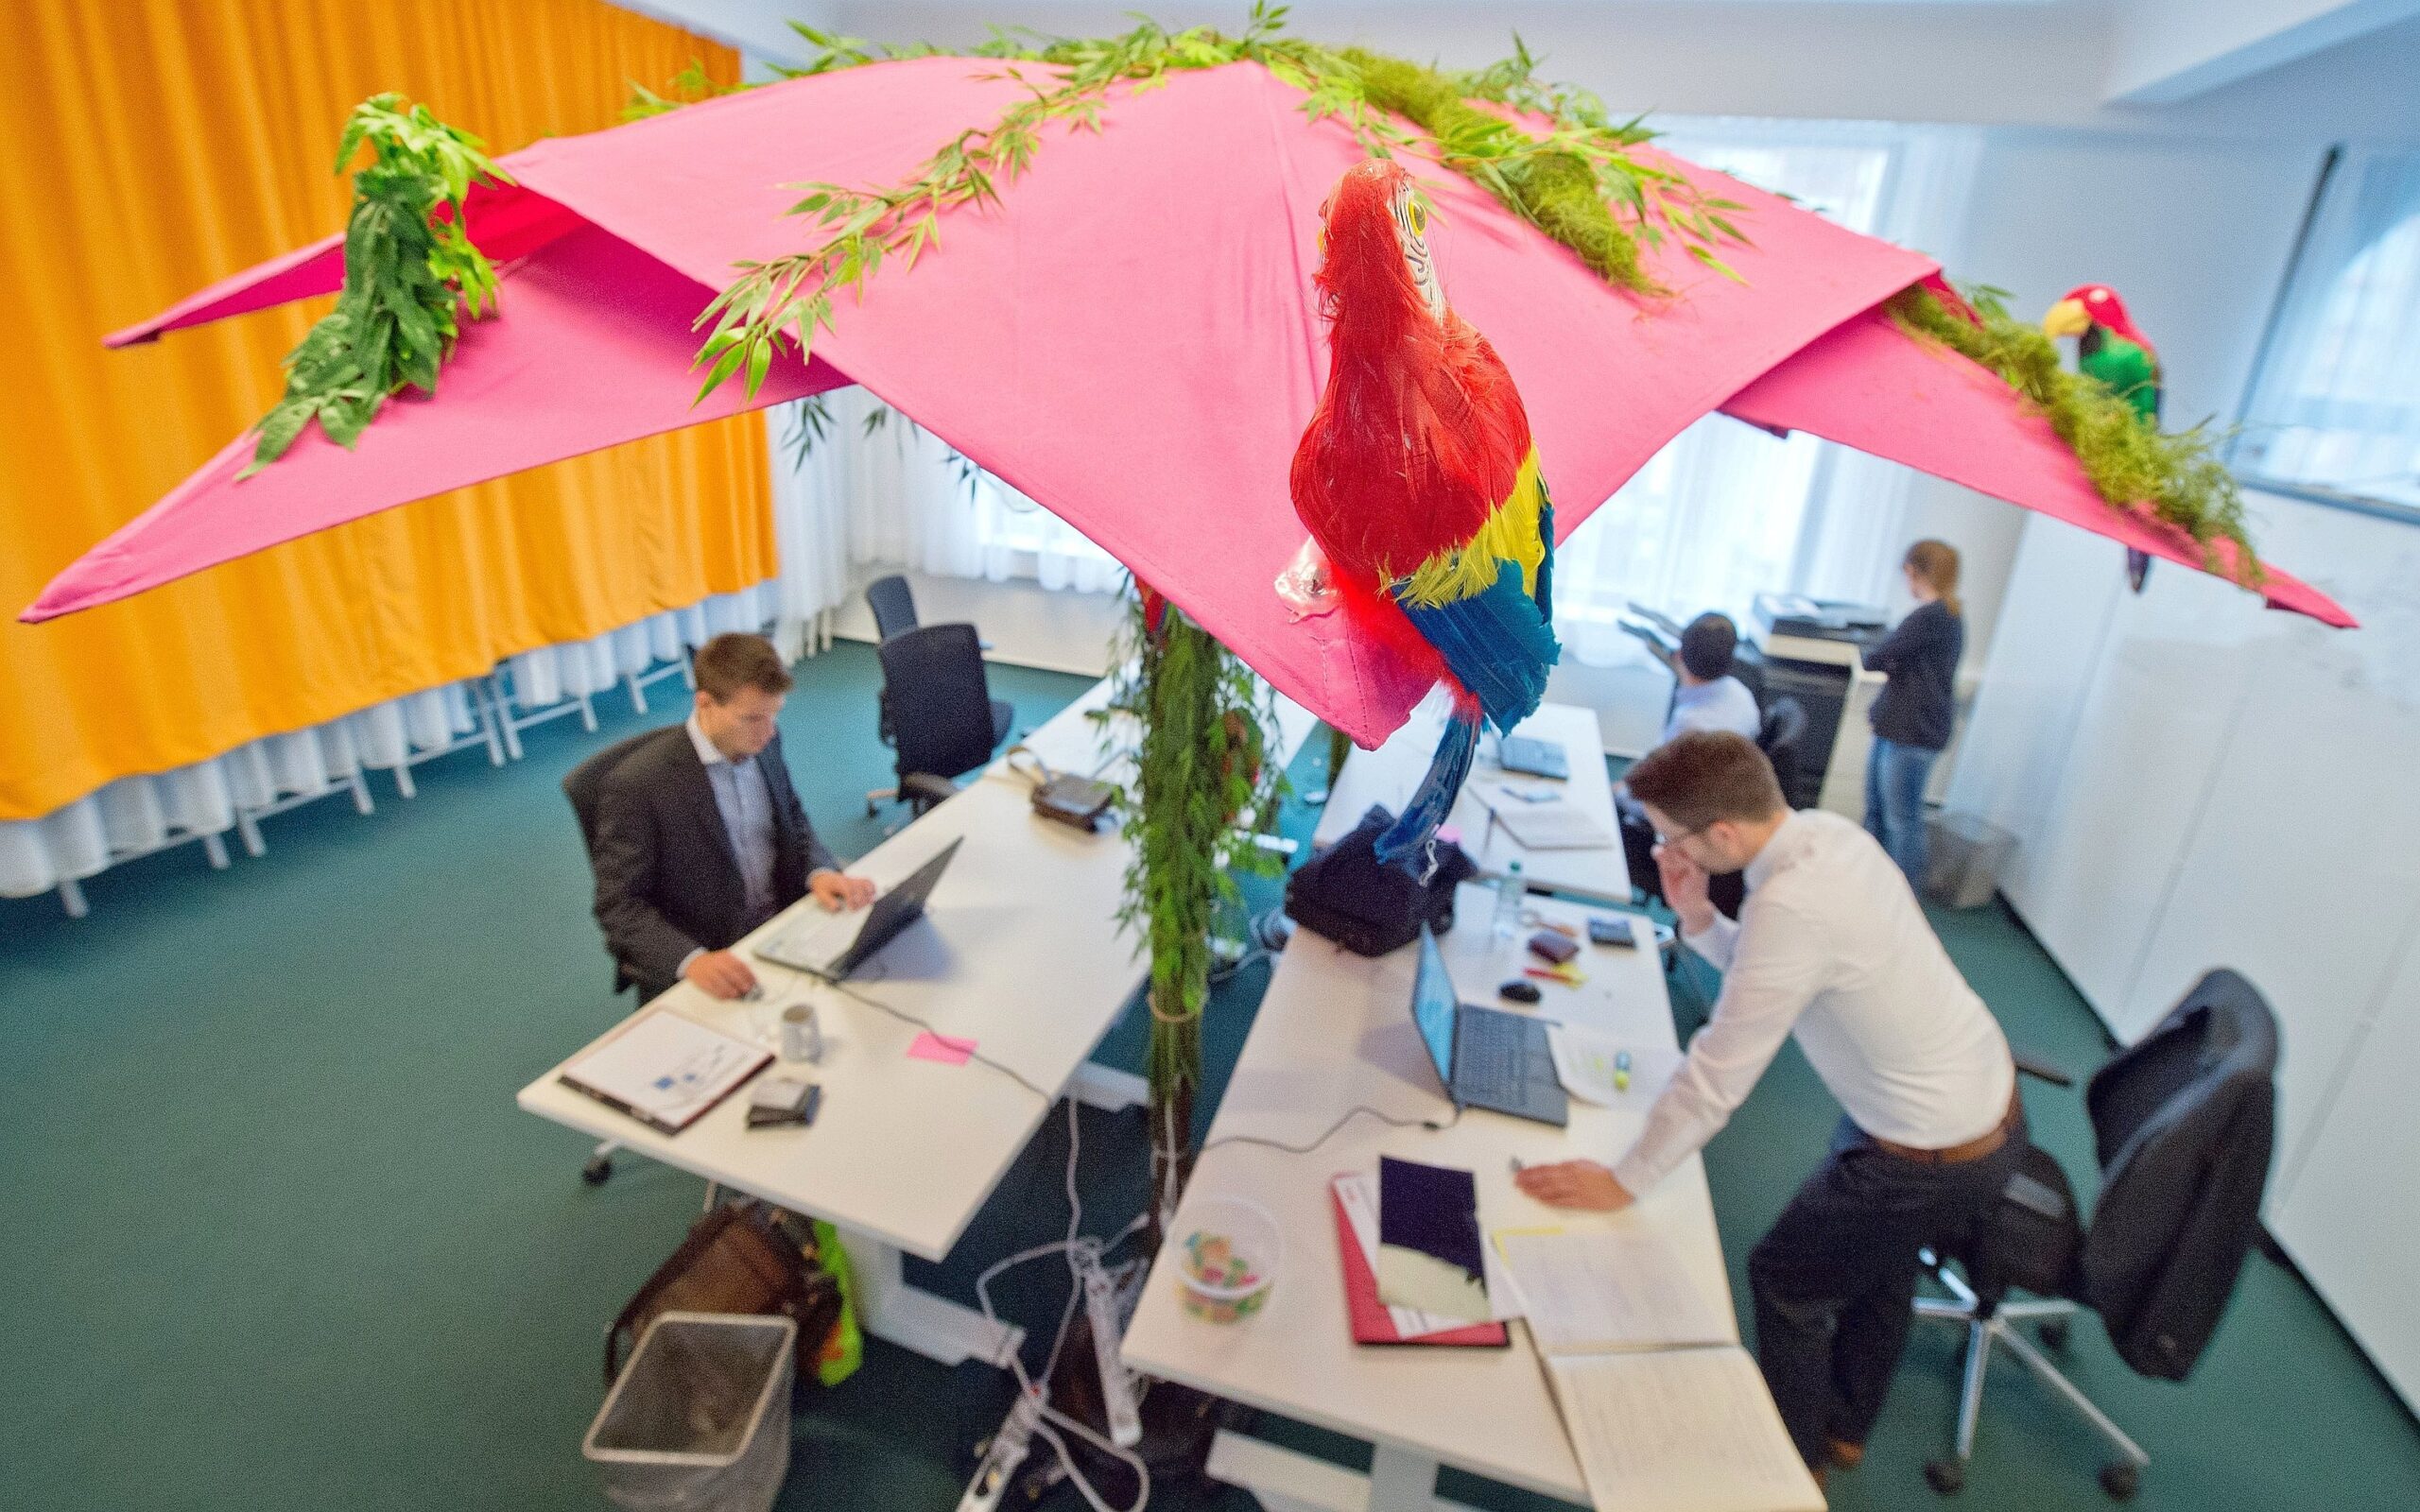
687, 6, 1745, 403
1891, 285, 2259, 579
244, 94, 510, 477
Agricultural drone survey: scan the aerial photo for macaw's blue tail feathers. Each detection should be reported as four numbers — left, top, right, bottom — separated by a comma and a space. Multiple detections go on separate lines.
1394, 559, 1560, 735
1375, 706, 1482, 870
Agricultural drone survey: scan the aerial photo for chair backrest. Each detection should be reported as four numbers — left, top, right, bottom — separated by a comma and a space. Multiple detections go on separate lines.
563, 728, 671, 858
877, 624, 1000, 783
865, 574, 919, 642
1757, 695, 1808, 795
2078, 969, 2280, 1380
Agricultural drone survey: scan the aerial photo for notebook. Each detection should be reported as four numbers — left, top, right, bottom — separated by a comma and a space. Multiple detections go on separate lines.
1331, 1174, 1507, 1348
556, 1012, 771, 1134
1374, 1156, 1491, 1324
1495, 1227, 1821, 1510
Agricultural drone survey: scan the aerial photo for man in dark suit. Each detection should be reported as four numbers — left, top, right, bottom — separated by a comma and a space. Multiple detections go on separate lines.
593, 633, 875, 1001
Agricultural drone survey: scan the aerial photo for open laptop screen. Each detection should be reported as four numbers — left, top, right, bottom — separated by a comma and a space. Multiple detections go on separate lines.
1410, 926, 1459, 1089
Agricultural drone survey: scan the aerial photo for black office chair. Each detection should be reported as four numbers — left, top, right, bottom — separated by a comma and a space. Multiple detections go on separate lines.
865, 574, 919, 642
1755, 695, 1808, 801
560, 726, 673, 1186
1912, 970, 2280, 1501
868, 624, 1015, 819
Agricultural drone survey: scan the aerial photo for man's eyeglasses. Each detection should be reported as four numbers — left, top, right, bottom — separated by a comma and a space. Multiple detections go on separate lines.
1654, 823, 1709, 848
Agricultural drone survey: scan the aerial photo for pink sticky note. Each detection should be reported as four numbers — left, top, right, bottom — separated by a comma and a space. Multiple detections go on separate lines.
908, 1031, 978, 1066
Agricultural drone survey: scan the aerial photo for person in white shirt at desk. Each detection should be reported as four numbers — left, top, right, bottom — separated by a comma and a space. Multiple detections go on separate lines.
1662, 612, 1761, 744
1518, 730, 2022, 1482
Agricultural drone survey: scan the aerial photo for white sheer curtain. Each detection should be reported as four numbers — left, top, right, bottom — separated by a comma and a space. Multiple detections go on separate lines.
769, 387, 1122, 600
1554, 120, 1984, 663
2237, 148, 2420, 509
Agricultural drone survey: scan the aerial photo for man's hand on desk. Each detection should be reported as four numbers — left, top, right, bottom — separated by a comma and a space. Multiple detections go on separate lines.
1515, 1160, 1634, 1212
809, 869, 876, 911
683, 949, 760, 1000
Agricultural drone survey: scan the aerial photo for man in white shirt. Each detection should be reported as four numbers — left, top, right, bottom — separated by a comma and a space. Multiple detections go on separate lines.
1518, 730, 2021, 1478
1662, 612, 1762, 745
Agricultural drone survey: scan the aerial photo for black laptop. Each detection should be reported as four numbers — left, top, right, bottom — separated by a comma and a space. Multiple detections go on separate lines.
1409, 925, 1567, 1125
753, 838, 962, 981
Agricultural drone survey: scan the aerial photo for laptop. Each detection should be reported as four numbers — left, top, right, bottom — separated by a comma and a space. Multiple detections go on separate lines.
1409, 924, 1567, 1125
753, 837, 963, 981
1495, 734, 1568, 782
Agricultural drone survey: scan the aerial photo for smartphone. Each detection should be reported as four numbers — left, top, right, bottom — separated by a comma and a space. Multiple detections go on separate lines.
1587, 916, 1637, 948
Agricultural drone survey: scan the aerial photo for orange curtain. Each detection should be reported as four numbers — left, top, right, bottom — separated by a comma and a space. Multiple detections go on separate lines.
0, 0, 773, 821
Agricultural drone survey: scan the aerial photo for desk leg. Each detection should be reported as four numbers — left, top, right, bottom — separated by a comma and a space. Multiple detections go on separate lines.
1205, 1431, 1485, 1512
1366, 1445, 1443, 1512
836, 1227, 1026, 1369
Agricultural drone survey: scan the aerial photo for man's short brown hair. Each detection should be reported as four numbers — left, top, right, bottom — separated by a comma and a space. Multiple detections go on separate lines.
693, 633, 793, 701
1625, 730, 1784, 833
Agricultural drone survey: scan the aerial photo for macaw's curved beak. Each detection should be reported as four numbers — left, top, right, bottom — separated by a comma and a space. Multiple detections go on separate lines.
2043, 298, 2092, 339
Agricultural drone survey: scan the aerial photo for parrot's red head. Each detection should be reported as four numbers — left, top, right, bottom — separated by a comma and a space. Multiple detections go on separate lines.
2046, 284, 2153, 353
1314, 159, 1447, 343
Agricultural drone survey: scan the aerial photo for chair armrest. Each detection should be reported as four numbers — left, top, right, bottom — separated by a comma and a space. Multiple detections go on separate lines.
2014, 1050, 2075, 1089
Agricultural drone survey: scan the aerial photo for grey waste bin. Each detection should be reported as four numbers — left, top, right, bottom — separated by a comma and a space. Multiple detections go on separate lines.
1925, 813, 2016, 910
583, 1312, 796, 1512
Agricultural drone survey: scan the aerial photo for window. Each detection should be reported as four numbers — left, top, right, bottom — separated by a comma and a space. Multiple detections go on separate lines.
2237, 150, 2420, 513
1551, 121, 1980, 663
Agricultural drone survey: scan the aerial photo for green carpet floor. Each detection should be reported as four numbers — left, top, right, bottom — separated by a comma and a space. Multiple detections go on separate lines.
4, 640, 2414, 1511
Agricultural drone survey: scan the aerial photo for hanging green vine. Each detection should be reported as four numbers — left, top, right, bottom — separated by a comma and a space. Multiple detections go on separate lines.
1104, 587, 1288, 1226
243, 94, 510, 476
685, 4, 1746, 404
1890, 284, 2259, 579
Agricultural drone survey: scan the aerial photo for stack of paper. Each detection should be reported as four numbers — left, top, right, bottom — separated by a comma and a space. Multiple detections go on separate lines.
1491, 800, 1614, 851
1494, 1225, 1822, 1510
1492, 1228, 1737, 1354
1332, 1174, 1506, 1347
1546, 1025, 1684, 1107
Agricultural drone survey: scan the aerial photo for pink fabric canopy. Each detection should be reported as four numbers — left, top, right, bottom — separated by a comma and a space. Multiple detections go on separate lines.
32, 56, 2353, 748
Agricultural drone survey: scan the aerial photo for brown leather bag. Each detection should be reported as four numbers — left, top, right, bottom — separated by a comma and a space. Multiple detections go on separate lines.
606, 1201, 842, 1384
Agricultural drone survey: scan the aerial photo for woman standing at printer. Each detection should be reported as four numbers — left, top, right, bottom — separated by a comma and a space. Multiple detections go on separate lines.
1863, 541, 1963, 887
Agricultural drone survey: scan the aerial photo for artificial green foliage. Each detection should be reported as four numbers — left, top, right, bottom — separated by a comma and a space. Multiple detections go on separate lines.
1890, 285, 2260, 577
1105, 590, 1288, 1226
244, 94, 509, 477
685, 4, 1746, 403
622, 59, 746, 120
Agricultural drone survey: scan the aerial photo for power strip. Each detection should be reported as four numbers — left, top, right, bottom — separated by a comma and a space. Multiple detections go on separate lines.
1080, 1252, 1143, 1447
956, 1387, 1044, 1512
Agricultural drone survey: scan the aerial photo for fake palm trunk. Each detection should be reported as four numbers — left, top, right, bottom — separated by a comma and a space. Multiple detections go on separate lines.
1115, 587, 1277, 1242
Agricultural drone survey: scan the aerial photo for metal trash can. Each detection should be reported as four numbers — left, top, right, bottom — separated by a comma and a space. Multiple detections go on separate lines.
1925, 813, 2016, 910
583, 1312, 796, 1512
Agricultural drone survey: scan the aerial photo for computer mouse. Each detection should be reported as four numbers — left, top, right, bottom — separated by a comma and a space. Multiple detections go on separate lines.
1499, 979, 1543, 1005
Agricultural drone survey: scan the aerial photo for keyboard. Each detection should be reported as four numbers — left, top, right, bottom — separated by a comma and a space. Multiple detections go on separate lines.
1456, 1008, 1533, 1102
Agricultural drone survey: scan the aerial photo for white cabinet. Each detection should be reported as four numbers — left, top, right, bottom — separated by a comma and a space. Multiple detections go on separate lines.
2273, 941, 2420, 1410
1948, 489, 2420, 1408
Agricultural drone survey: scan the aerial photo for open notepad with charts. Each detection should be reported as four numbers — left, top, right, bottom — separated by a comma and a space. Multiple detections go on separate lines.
1495, 1227, 1825, 1512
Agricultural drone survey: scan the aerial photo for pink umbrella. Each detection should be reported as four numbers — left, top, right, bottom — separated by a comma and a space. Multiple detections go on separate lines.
31, 56, 2353, 748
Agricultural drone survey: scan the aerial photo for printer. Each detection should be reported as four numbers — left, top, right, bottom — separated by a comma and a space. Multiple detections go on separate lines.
1752, 593, 1887, 647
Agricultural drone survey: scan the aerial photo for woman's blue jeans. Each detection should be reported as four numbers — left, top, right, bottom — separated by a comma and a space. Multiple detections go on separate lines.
1864, 736, 1937, 888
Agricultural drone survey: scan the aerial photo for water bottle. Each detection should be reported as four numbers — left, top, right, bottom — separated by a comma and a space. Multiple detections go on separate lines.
1493, 859, 1526, 939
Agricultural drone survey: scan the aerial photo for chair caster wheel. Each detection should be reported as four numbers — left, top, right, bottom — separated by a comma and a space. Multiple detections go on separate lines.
581, 1154, 613, 1185
2039, 1318, 2071, 1349
2100, 1464, 2140, 1501
1925, 1458, 1966, 1496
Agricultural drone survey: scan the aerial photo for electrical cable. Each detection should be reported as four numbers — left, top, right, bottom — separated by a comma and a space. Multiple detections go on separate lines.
757, 956, 1054, 1100
1201, 1101, 1462, 1157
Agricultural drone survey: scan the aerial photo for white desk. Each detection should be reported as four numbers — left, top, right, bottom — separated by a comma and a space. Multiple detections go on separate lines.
519, 679, 1312, 1368
1314, 702, 1630, 903
1122, 888, 1740, 1512
989, 672, 1314, 791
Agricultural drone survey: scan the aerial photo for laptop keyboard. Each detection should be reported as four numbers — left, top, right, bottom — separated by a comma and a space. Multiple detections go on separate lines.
1458, 1010, 1532, 1100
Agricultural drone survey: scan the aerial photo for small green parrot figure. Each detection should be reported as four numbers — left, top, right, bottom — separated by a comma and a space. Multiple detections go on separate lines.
2046, 284, 2161, 592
